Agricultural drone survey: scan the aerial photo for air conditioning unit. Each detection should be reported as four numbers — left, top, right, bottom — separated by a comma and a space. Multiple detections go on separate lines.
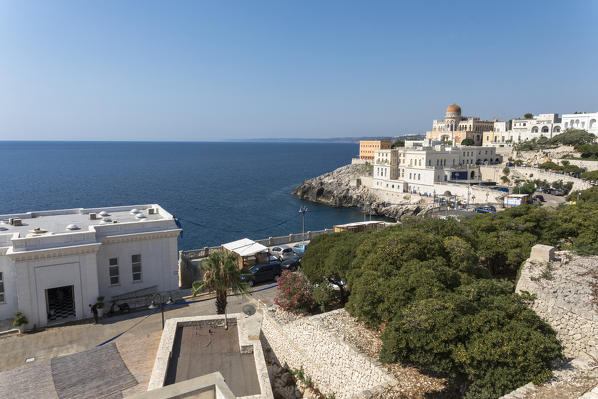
89, 213, 97, 220
148, 208, 156, 215
12, 218, 22, 226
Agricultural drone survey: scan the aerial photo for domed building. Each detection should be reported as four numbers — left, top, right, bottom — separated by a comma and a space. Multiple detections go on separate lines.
426, 104, 494, 146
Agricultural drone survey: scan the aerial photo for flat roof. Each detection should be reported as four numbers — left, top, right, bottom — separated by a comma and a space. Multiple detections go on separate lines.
0, 205, 172, 238
164, 321, 260, 397
223, 238, 268, 257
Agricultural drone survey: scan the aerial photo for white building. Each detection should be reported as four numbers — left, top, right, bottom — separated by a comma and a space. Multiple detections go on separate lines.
372, 141, 502, 195
562, 112, 598, 135
0, 204, 181, 328
510, 113, 562, 142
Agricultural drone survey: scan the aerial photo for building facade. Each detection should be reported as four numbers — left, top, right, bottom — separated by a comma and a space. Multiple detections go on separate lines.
426, 104, 495, 146
0, 204, 181, 328
562, 112, 598, 135
359, 140, 392, 160
372, 141, 502, 195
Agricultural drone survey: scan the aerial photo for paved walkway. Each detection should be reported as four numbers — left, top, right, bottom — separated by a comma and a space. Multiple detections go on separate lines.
0, 285, 278, 398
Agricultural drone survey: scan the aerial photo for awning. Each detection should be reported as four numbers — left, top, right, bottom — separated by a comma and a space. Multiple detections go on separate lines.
222, 238, 268, 257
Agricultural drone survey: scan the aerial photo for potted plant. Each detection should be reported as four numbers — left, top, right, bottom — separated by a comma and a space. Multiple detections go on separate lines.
96, 296, 105, 318
13, 311, 28, 334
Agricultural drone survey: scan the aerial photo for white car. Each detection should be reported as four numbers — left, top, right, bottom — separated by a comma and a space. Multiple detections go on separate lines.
270, 245, 294, 261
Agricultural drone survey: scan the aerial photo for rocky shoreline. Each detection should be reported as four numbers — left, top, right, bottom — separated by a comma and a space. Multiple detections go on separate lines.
293, 164, 436, 221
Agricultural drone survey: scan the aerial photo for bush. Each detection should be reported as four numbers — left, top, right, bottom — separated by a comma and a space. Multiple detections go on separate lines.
13, 311, 28, 327
461, 138, 475, 146
581, 170, 598, 181
312, 283, 336, 312
274, 270, 315, 314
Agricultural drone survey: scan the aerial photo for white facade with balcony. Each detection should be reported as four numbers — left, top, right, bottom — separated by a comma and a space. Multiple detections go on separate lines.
0, 204, 181, 328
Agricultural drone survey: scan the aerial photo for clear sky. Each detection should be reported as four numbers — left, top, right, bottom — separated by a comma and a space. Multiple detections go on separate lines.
0, 1, 597, 141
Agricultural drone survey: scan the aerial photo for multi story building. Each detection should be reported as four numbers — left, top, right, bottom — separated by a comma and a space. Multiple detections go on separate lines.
426, 104, 495, 146
359, 140, 392, 160
562, 112, 598, 135
0, 204, 181, 328
510, 113, 562, 142
372, 141, 502, 195
483, 120, 512, 146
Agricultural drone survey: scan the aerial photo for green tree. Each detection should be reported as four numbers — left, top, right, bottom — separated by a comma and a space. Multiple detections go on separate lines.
524, 113, 533, 119
461, 138, 475, 146
392, 139, 405, 148
192, 252, 248, 314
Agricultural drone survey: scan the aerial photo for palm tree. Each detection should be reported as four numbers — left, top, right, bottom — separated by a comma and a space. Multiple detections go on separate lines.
191, 251, 248, 314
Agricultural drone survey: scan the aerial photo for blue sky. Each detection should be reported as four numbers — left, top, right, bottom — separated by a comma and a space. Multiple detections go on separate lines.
0, 1, 597, 141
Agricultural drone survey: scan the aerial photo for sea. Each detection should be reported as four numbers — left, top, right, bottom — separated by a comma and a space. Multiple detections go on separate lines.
0, 141, 379, 250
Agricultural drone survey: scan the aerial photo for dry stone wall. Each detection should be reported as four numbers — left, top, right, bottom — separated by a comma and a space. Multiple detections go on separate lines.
261, 309, 397, 399
515, 253, 598, 359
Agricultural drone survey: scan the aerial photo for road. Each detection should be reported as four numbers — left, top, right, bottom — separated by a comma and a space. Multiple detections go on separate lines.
0, 283, 278, 373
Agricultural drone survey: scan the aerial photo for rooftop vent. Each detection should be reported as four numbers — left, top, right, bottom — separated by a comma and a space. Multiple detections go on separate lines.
30, 227, 47, 234
99, 211, 109, 217
148, 208, 156, 215
135, 213, 146, 219
130, 208, 140, 215
66, 224, 80, 231
11, 218, 23, 226
100, 217, 112, 224
89, 213, 98, 220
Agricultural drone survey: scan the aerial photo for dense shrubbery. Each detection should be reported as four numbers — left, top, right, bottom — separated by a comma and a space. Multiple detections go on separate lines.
581, 170, 598, 181
514, 129, 596, 152
301, 192, 598, 397
538, 161, 584, 175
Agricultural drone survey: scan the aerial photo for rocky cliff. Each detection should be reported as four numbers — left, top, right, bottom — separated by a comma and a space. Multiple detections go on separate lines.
293, 164, 436, 221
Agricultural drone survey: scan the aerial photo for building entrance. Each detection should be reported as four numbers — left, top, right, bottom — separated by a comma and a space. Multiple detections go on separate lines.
46, 285, 76, 322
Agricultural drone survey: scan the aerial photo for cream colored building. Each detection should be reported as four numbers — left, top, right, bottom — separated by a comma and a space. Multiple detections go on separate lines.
372, 141, 502, 195
426, 104, 494, 146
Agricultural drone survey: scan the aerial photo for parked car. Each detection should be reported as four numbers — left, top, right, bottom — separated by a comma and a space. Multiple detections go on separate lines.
270, 245, 294, 261
534, 194, 545, 202
281, 255, 301, 271
505, 162, 513, 167
241, 262, 282, 287
551, 190, 564, 196
292, 242, 308, 255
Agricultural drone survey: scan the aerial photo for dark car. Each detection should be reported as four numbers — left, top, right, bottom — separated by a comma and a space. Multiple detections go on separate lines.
281, 255, 301, 271
534, 194, 545, 202
241, 262, 282, 287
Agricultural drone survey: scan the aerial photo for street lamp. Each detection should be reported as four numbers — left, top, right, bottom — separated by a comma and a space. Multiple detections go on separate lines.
298, 206, 308, 242
149, 293, 173, 330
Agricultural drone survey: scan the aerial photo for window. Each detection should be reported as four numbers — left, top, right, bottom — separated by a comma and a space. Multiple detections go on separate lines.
132, 254, 142, 281
109, 258, 119, 285
0, 272, 4, 302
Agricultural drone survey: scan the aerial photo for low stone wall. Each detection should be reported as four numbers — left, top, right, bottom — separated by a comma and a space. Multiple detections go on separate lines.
554, 158, 598, 172
515, 253, 598, 359
511, 166, 591, 191
261, 309, 397, 399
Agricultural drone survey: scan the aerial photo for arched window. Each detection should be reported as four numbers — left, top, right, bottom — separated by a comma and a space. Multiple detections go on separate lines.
541, 126, 549, 133
532, 126, 539, 133
554, 126, 561, 133
470, 170, 475, 179
590, 119, 596, 129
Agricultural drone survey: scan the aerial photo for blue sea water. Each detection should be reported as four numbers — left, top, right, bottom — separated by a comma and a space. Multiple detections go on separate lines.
0, 141, 375, 249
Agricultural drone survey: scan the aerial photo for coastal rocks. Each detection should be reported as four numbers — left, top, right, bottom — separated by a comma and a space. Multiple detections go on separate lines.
293, 164, 376, 208
293, 164, 436, 221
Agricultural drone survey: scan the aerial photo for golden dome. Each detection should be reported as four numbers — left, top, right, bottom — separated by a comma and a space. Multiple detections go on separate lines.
446, 103, 461, 114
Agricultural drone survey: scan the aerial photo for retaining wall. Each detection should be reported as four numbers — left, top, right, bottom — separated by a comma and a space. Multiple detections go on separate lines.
515, 255, 598, 359
261, 309, 397, 399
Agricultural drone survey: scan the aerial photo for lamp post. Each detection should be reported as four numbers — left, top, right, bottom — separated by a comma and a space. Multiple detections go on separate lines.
148, 293, 173, 330
298, 206, 308, 242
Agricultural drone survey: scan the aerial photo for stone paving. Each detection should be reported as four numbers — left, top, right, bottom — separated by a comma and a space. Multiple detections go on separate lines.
0, 285, 277, 398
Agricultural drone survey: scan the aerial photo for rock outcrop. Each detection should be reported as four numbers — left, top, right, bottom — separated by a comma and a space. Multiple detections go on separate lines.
293, 164, 436, 221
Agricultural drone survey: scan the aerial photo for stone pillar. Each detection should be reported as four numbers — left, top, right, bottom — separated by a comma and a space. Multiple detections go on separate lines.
529, 244, 555, 263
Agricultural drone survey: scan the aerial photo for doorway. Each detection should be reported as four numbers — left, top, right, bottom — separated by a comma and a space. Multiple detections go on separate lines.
46, 285, 76, 322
